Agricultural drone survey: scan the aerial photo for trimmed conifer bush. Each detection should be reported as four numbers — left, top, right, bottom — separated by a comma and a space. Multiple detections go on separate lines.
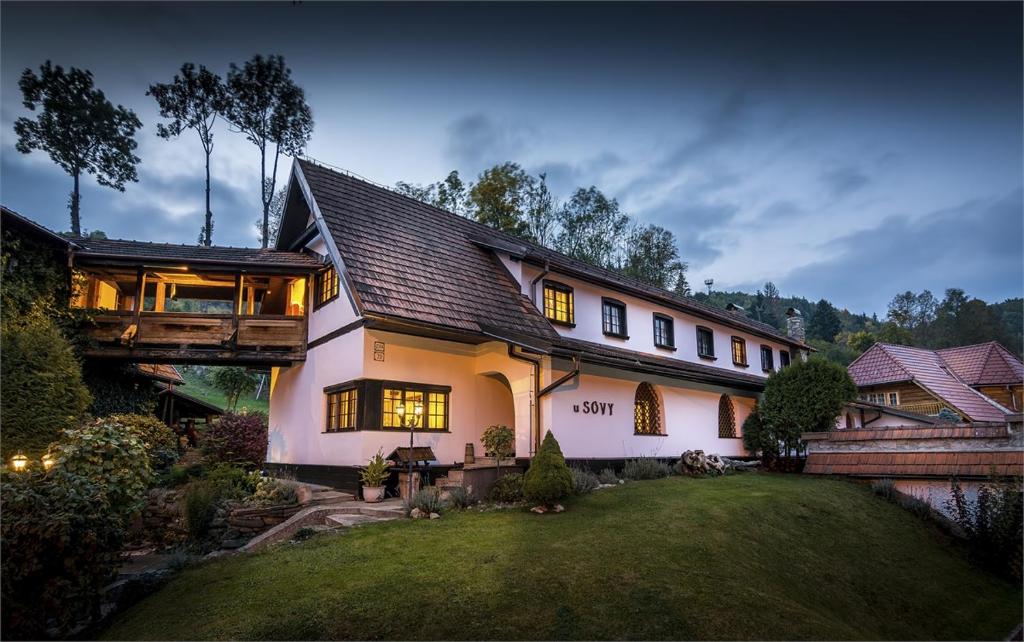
523, 430, 573, 507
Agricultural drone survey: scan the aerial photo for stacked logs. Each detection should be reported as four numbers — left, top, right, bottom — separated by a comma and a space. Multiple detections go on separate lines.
674, 450, 760, 476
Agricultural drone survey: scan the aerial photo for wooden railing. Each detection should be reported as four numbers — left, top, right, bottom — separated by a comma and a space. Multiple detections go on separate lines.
893, 401, 948, 417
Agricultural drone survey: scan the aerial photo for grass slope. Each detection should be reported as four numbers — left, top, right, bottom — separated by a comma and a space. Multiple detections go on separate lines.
178, 369, 269, 415
103, 475, 1021, 640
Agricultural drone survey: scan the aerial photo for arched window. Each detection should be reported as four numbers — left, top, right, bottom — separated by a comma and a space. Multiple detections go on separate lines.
718, 394, 736, 438
634, 382, 661, 435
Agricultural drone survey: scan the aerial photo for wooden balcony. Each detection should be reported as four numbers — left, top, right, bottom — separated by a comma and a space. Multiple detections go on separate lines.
81, 311, 307, 366
893, 401, 950, 417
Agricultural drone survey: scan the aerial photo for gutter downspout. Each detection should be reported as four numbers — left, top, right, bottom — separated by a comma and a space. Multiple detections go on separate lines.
507, 344, 543, 456
529, 260, 550, 306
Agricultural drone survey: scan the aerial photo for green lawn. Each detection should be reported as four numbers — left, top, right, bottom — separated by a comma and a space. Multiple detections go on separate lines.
102, 474, 1021, 640
178, 368, 269, 415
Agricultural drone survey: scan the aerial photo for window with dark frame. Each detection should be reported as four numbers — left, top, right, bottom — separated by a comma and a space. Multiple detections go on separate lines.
731, 336, 748, 366
634, 382, 662, 435
653, 313, 675, 349
542, 280, 575, 325
760, 345, 774, 372
780, 350, 791, 368
697, 326, 715, 359
325, 387, 358, 432
601, 298, 628, 338
314, 266, 339, 308
718, 394, 737, 438
382, 385, 448, 431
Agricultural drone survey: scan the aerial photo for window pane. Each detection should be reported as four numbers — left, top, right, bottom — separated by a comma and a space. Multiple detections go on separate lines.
383, 388, 402, 428
544, 284, 573, 324
698, 328, 714, 356
428, 392, 447, 430
732, 338, 746, 365
603, 302, 624, 335
889, 392, 898, 406
405, 390, 424, 428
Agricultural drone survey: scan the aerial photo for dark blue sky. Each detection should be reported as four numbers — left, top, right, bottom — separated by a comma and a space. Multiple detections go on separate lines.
1, 2, 1021, 314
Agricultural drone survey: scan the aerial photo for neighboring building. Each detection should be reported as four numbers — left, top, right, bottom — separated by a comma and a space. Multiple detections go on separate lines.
847, 342, 1020, 423
264, 159, 812, 488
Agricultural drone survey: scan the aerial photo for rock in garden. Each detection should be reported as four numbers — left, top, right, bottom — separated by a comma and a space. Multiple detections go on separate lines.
429, 512, 440, 519
553, 504, 565, 513
530, 506, 547, 514
410, 508, 423, 519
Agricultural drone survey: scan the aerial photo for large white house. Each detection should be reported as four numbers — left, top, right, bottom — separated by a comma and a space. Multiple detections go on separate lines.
264, 159, 811, 489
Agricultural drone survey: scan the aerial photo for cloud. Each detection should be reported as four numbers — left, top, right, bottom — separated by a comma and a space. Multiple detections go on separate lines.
779, 187, 1024, 310
819, 165, 870, 198
444, 113, 535, 171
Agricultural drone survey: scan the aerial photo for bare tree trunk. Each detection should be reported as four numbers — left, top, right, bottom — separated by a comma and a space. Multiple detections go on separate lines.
260, 146, 269, 248
204, 151, 213, 246
70, 171, 81, 236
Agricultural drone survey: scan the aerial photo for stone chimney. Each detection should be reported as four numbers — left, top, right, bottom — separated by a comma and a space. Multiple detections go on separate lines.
785, 307, 805, 342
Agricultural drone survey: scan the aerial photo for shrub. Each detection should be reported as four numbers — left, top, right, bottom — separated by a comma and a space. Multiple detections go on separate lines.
406, 488, 444, 515
571, 467, 600, 494
741, 409, 775, 459
248, 476, 298, 506
871, 478, 896, 501
623, 457, 672, 480
0, 315, 92, 458
1, 468, 125, 639
598, 468, 619, 485
183, 479, 223, 540
83, 363, 159, 417
107, 413, 179, 471
946, 478, 1023, 580
482, 424, 515, 468
205, 412, 268, 466
523, 431, 573, 506
760, 358, 857, 457
205, 462, 258, 497
445, 486, 475, 509
489, 472, 524, 503
49, 419, 152, 522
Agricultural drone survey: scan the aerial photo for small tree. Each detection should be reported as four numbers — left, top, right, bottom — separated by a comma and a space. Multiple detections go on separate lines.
14, 61, 142, 236
481, 424, 515, 479
523, 430, 573, 508
759, 358, 856, 456
212, 366, 258, 411
148, 63, 227, 246
225, 54, 313, 248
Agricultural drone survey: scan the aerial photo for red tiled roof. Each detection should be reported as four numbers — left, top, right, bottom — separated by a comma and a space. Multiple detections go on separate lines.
847, 343, 1010, 423
804, 450, 1023, 478
804, 425, 1009, 442
936, 342, 1024, 386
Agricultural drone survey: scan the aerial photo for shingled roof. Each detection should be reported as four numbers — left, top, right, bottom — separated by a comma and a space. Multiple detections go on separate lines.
294, 159, 805, 349
72, 237, 324, 270
848, 343, 1012, 422
936, 342, 1024, 386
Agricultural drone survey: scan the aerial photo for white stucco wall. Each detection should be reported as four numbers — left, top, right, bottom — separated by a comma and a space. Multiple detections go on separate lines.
517, 262, 793, 377
835, 407, 935, 430
304, 237, 359, 343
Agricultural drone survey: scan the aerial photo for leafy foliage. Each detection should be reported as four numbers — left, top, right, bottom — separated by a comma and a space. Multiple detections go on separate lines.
740, 409, 773, 458
49, 419, 153, 520
0, 230, 73, 325
359, 449, 390, 487
481, 424, 515, 469
212, 366, 258, 411
406, 488, 444, 515
106, 413, 179, 471
759, 358, 857, 456
183, 479, 223, 541
204, 412, 269, 467
148, 63, 227, 246
622, 458, 672, 480
247, 475, 297, 507
488, 472, 524, 503
618, 223, 688, 292
571, 467, 600, 494
946, 478, 1023, 580
83, 362, 159, 416
1, 468, 125, 639
14, 61, 141, 235
445, 486, 475, 509
0, 314, 92, 458
523, 431, 573, 506
555, 186, 629, 268
225, 54, 313, 248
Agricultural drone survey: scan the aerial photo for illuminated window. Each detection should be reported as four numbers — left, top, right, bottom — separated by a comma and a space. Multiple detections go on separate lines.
780, 350, 791, 368
314, 266, 339, 308
383, 387, 446, 430
634, 382, 662, 435
543, 280, 574, 326
719, 394, 736, 438
601, 298, 627, 338
325, 387, 357, 432
653, 314, 674, 349
760, 345, 774, 372
697, 326, 715, 359
731, 337, 748, 366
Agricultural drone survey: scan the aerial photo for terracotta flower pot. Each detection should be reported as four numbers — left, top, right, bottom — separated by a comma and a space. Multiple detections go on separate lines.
363, 486, 385, 503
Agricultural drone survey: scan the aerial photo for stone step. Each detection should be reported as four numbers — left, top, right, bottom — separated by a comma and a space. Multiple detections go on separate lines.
324, 513, 391, 528
307, 490, 356, 504
327, 503, 406, 519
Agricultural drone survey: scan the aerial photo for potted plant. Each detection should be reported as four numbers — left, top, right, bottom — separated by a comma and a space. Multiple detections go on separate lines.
360, 449, 389, 503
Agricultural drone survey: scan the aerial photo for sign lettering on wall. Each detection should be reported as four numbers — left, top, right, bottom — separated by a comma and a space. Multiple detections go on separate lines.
573, 401, 614, 416
373, 341, 385, 362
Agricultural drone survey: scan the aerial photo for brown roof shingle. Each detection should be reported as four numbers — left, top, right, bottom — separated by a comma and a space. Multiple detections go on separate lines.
73, 237, 324, 270
804, 450, 1023, 477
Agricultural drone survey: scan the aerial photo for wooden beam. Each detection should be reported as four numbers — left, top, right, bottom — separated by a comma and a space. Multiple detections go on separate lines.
246, 286, 255, 315
154, 282, 166, 312
132, 269, 146, 344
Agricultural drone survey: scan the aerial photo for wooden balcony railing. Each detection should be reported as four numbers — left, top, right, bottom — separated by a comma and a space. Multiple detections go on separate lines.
893, 401, 948, 417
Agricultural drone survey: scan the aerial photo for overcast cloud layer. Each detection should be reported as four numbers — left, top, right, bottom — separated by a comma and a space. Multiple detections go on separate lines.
1, 2, 1020, 314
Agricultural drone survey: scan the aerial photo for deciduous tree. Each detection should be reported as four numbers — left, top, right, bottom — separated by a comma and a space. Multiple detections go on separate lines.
148, 63, 227, 246
555, 186, 628, 268
14, 61, 142, 235
468, 162, 533, 236
618, 223, 687, 291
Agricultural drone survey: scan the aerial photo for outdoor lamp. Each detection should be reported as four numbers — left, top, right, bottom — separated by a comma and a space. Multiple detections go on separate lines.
10, 453, 28, 472
402, 402, 425, 499
41, 454, 55, 471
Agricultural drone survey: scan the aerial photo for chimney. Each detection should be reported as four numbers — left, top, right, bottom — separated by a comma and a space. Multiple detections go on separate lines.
725, 303, 745, 314
785, 307, 805, 342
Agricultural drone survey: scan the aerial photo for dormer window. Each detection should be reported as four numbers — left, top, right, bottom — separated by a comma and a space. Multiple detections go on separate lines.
760, 345, 774, 372
697, 326, 715, 359
601, 298, 628, 338
543, 280, 575, 326
314, 266, 339, 308
653, 313, 675, 349
731, 337, 748, 367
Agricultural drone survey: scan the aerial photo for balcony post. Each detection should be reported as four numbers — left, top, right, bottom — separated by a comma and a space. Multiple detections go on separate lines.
132, 268, 146, 344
